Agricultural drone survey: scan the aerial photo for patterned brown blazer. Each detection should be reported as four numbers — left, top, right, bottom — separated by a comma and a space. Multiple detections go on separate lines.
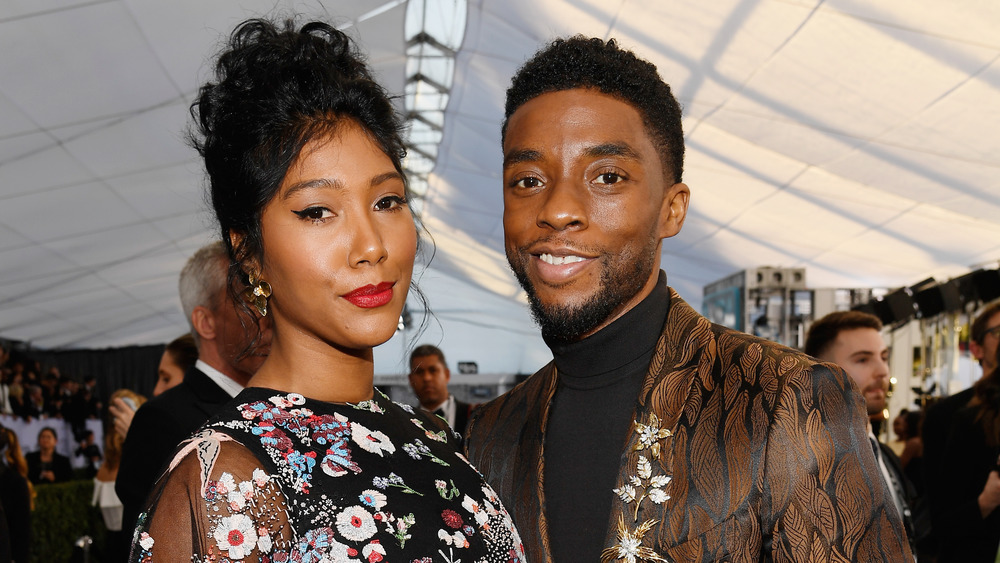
466, 289, 912, 562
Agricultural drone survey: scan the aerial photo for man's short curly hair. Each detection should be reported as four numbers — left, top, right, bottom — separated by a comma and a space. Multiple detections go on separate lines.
502, 36, 684, 183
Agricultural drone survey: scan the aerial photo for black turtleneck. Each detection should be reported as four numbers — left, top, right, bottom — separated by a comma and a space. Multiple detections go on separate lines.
544, 271, 670, 562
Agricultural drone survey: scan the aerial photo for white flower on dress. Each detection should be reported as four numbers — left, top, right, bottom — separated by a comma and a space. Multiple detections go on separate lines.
480, 484, 499, 504
256, 527, 272, 553
270, 395, 293, 408
239, 480, 254, 499
461, 495, 488, 526
351, 422, 396, 456
336, 505, 378, 542
253, 468, 269, 488
438, 529, 469, 548
327, 537, 359, 563
287, 392, 306, 405
213, 513, 258, 560
138, 532, 154, 551
228, 489, 246, 511
362, 540, 387, 562
359, 489, 387, 510
218, 472, 236, 495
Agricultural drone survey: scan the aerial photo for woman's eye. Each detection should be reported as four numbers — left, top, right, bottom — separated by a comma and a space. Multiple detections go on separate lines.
595, 172, 623, 184
292, 207, 333, 221
512, 176, 542, 189
375, 195, 407, 211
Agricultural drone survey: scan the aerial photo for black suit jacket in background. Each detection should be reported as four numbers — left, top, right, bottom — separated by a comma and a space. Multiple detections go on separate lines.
25, 450, 72, 484
116, 367, 233, 545
453, 398, 475, 437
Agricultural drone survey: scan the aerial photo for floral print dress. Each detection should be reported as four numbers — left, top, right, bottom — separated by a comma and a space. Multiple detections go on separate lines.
129, 387, 524, 563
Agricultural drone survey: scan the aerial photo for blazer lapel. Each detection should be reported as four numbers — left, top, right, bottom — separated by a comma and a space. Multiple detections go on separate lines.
603, 289, 715, 557
516, 363, 560, 562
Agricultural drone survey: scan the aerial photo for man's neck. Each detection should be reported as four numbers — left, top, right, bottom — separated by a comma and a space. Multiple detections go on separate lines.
420, 395, 451, 412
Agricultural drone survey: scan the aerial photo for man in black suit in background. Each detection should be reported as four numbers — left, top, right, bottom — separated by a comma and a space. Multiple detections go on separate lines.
116, 241, 271, 546
408, 344, 475, 436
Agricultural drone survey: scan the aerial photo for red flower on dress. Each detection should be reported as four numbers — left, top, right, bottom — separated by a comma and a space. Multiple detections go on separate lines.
442, 509, 463, 529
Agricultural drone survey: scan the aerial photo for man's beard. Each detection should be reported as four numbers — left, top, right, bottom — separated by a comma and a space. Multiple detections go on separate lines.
507, 236, 658, 345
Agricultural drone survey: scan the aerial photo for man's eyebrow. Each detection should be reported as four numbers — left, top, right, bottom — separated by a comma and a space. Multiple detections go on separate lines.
281, 178, 342, 200
849, 350, 875, 359
586, 142, 640, 160
503, 148, 543, 168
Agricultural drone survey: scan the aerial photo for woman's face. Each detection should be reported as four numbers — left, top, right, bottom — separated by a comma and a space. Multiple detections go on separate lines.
38, 429, 56, 452
257, 122, 417, 352
153, 350, 185, 396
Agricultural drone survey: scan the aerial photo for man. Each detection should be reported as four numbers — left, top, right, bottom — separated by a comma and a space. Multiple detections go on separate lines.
116, 241, 270, 543
805, 311, 924, 557
464, 36, 910, 562
408, 344, 474, 435
922, 300, 1000, 555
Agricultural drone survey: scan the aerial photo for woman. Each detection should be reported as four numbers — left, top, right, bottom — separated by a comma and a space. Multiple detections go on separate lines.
25, 426, 72, 484
94, 389, 146, 563
0, 424, 33, 563
937, 345, 1000, 562
153, 333, 198, 396
131, 18, 524, 562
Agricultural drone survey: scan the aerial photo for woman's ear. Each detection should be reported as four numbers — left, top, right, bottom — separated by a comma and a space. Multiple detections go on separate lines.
229, 230, 260, 275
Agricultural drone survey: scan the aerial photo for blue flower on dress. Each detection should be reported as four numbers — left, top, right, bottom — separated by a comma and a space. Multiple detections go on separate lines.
321, 436, 361, 477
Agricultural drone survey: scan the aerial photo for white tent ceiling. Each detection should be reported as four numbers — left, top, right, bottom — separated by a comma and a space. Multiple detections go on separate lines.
2, 0, 999, 374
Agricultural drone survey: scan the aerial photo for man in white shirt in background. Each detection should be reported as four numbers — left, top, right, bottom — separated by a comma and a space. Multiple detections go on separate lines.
116, 241, 271, 549
408, 344, 475, 437
806, 310, 923, 560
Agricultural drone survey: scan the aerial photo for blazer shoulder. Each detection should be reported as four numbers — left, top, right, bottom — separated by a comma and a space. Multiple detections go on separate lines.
466, 363, 554, 456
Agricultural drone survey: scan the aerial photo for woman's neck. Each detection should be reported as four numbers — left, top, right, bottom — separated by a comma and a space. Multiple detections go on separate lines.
248, 332, 375, 403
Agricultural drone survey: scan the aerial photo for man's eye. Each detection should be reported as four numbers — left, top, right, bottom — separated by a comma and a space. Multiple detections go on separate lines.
513, 177, 542, 189
595, 172, 623, 184
292, 207, 333, 220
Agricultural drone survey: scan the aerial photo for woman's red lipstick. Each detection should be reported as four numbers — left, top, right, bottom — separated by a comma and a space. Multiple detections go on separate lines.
342, 282, 395, 308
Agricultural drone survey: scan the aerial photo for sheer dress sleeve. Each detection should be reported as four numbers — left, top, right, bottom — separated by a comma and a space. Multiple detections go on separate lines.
129, 430, 293, 562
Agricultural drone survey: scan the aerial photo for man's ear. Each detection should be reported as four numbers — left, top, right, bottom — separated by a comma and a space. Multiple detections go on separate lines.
657, 182, 690, 239
191, 305, 216, 342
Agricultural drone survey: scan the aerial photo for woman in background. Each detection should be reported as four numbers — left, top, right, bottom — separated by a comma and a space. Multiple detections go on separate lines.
94, 388, 146, 563
1, 423, 32, 562
153, 333, 198, 397
937, 345, 1000, 562
129, 18, 523, 562
25, 426, 72, 484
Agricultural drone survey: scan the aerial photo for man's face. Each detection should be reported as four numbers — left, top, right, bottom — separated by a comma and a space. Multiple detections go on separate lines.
502, 88, 688, 343
822, 328, 890, 416
409, 354, 450, 409
972, 310, 1000, 376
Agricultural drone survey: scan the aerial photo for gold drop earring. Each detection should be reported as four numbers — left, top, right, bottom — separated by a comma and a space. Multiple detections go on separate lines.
243, 273, 272, 317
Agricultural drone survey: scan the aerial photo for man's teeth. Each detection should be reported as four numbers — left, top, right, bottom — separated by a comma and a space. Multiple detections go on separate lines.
539, 253, 585, 265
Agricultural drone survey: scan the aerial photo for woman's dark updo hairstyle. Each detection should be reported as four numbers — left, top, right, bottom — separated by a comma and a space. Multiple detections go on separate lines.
189, 18, 408, 299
